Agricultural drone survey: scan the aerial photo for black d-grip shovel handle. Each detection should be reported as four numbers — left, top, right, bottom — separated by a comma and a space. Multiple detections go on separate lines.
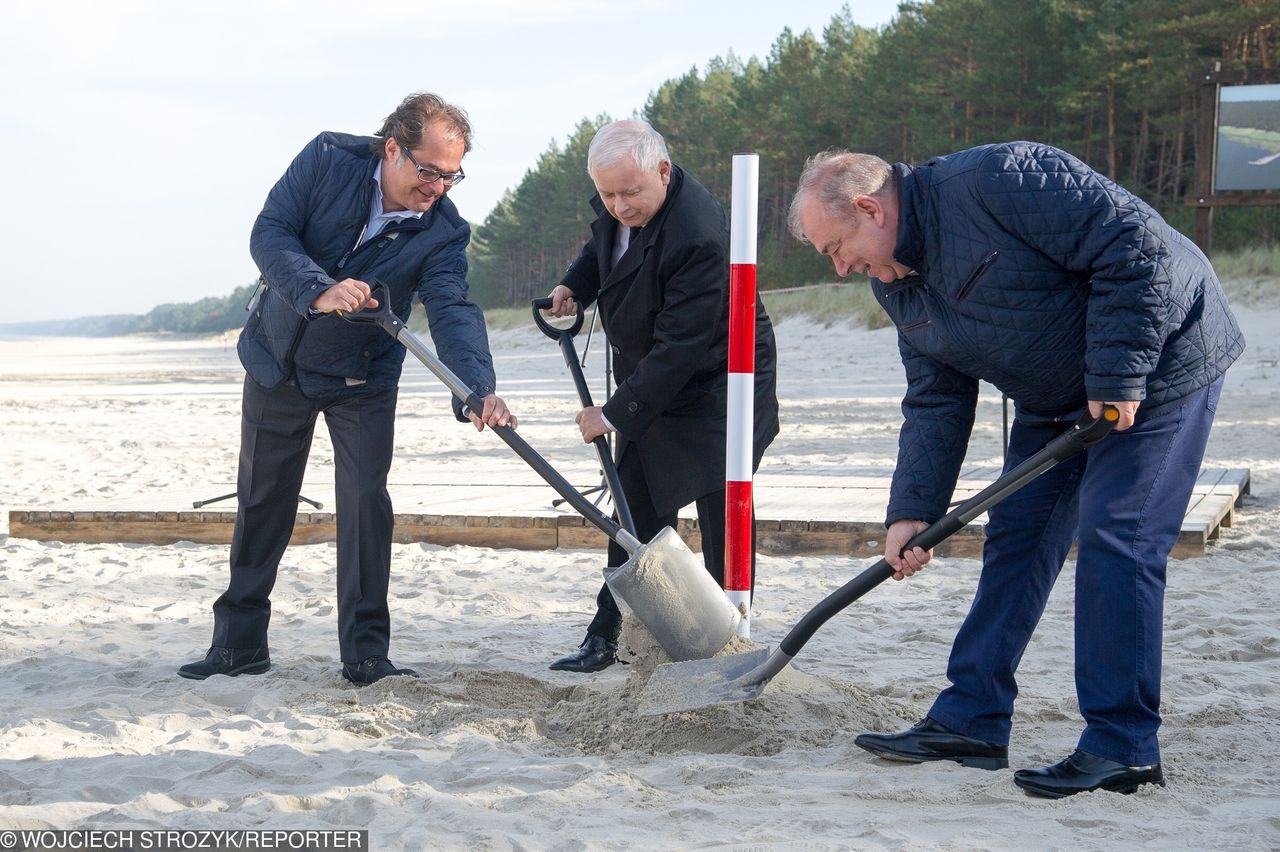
339, 283, 641, 553
531, 297, 636, 536
776, 405, 1121, 658
531, 297, 594, 406
531, 296, 584, 338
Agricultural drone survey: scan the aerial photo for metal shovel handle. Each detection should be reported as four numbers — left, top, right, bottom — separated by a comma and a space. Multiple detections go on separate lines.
531, 297, 636, 536
776, 405, 1120, 658
340, 284, 641, 553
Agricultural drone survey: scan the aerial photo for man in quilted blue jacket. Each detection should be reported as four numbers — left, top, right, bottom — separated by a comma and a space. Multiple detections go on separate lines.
789, 142, 1244, 798
180, 93, 515, 686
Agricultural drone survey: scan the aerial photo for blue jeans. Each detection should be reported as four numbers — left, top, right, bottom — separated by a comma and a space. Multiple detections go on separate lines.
928, 379, 1222, 765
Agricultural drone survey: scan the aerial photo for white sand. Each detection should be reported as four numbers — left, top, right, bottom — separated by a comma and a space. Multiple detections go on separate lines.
0, 304, 1278, 850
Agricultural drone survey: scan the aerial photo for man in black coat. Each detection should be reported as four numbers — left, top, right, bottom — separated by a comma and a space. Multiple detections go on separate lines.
544, 120, 780, 673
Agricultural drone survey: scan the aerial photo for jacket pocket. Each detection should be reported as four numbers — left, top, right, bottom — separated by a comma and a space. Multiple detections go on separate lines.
1206, 377, 1223, 412
956, 250, 999, 300
898, 317, 931, 333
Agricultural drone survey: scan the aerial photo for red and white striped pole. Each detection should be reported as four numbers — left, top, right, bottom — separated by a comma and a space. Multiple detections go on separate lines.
725, 153, 758, 637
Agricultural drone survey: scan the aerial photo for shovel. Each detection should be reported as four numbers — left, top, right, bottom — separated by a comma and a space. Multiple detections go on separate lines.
535, 296, 729, 650
530, 296, 636, 537
637, 405, 1120, 716
339, 284, 741, 661
533, 297, 736, 654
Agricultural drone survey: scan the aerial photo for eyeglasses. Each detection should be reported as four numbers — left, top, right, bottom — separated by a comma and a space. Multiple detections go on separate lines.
399, 144, 465, 187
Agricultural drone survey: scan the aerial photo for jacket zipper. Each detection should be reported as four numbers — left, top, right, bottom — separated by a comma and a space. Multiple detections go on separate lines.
336, 223, 369, 270
956, 250, 998, 300
337, 217, 418, 271
244, 275, 268, 312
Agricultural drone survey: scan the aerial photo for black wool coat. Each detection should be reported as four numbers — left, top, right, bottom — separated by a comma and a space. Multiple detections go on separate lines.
559, 165, 780, 516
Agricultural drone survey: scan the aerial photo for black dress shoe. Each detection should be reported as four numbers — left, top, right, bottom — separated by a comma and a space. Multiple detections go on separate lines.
341, 656, 419, 686
549, 634, 617, 673
1013, 749, 1165, 798
178, 646, 270, 680
855, 717, 1009, 770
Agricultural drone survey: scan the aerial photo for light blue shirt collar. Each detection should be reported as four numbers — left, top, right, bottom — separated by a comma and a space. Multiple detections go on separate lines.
363, 161, 423, 245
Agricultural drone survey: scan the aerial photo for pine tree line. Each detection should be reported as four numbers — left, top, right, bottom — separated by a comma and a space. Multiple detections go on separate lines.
467, 0, 1280, 307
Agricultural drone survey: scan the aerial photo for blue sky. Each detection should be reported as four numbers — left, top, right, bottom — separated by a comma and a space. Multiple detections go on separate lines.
1220, 83, 1280, 102
0, 1, 902, 322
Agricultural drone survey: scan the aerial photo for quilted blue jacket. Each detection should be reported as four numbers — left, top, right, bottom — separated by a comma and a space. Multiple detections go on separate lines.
239, 132, 495, 415
873, 141, 1244, 526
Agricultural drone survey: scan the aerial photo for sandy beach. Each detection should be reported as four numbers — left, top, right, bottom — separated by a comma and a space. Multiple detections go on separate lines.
0, 302, 1277, 850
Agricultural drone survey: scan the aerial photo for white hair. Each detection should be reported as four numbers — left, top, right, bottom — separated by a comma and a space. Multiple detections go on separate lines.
587, 120, 670, 176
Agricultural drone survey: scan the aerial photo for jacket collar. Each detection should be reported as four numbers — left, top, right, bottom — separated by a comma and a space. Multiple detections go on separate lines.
363, 156, 435, 234
892, 162, 927, 276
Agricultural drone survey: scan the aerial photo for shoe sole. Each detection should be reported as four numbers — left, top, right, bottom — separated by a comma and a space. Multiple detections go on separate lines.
1014, 776, 1165, 799
857, 741, 1009, 770
548, 662, 615, 673
341, 671, 418, 685
548, 656, 620, 673
177, 660, 270, 681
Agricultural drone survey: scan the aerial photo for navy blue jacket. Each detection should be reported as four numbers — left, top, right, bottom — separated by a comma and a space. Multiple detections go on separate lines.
874, 141, 1244, 526
239, 132, 495, 416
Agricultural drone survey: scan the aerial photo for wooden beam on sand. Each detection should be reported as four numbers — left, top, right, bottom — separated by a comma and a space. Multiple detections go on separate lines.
7, 468, 1250, 560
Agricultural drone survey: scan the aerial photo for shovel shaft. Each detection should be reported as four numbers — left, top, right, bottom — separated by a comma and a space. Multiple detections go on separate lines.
363, 309, 636, 552
557, 333, 638, 537
741, 648, 794, 686
776, 406, 1119, 658
533, 297, 637, 537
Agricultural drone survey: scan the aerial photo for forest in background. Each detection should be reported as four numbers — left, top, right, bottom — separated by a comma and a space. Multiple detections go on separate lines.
467, 0, 1279, 307
0, 285, 258, 338
6, 0, 1275, 336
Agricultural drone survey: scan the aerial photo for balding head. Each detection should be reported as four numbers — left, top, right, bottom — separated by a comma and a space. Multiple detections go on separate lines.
787, 150, 893, 243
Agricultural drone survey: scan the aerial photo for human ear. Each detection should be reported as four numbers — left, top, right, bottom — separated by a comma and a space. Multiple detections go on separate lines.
853, 195, 881, 222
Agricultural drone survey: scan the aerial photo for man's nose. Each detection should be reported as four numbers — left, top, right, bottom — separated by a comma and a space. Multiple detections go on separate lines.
833, 259, 851, 277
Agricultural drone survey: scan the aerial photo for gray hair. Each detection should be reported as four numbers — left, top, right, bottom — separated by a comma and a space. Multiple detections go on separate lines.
587, 120, 670, 176
787, 150, 893, 242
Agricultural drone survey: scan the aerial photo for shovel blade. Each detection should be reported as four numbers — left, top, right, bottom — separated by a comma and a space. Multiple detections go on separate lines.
636, 647, 773, 716
606, 526, 741, 662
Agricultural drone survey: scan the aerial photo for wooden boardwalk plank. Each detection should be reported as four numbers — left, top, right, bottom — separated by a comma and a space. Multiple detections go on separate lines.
7, 468, 1250, 560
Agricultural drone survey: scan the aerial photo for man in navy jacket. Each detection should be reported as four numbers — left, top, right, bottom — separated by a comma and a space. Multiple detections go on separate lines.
789, 142, 1243, 797
180, 92, 514, 686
